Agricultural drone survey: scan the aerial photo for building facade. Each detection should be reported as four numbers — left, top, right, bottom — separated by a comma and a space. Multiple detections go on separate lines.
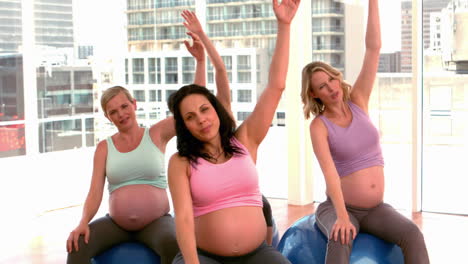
401, 0, 451, 72
120, 0, 361, 133
0, 0, 74, 53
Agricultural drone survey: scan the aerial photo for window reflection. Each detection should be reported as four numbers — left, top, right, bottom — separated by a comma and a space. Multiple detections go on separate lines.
0, 54, 24, 122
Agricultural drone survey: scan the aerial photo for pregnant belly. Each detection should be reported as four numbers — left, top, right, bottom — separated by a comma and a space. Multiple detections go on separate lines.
340, 166, 385, 208
195, 207, 266, 256
109, 184, 170, 231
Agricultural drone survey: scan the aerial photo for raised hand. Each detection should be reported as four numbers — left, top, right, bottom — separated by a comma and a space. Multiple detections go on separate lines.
181, 10, 203, 35
184, 31, 205, 62
273, 0, 301, 25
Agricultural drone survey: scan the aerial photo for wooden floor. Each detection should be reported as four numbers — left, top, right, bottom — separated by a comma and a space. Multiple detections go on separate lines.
2, 198, 467, 263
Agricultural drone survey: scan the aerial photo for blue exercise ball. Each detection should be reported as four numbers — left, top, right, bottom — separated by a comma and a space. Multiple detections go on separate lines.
277, 214, 404, 264
92, 242, 161, 264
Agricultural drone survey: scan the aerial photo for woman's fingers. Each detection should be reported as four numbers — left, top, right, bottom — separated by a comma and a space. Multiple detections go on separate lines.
331, 223, 356, 245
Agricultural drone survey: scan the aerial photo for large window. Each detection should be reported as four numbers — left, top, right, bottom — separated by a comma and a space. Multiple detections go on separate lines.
421, 0, 468, 215
237, 55, 251, 83
237, 89, 252, 103
0, 55, 25, 158
2, 0, 466, 218
182, 57, 195, 84
132, 58, 145, 84
165, 57, 178, 84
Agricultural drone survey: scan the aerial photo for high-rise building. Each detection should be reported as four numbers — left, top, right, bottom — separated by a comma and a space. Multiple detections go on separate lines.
122, 0, 362, 125
401, 0, 451, 72
312, 0, 346, 73
379, 52, 402, 73
34, 0, 74, 49
428, 12, 444, 52
0, 0, 74, 54
124, 0, 281, 125
401, 1, 413, 73
423, 0, 451, 49
439, 0, 468, 73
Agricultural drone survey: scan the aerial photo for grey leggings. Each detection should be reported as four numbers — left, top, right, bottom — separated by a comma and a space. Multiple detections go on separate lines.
172, 241, 291, 264
316, 199, 430, 264
67, 214, 179, 264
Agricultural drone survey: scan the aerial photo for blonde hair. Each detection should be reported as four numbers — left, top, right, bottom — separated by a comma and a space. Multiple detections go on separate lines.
100, 86, 134, 116
301, 61, 351, 119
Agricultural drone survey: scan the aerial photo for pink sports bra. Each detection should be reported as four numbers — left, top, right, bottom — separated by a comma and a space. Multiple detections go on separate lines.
190, 137, 262, 217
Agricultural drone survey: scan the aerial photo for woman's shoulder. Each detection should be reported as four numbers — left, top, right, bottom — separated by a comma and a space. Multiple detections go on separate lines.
169, 152, 189, 165
168, 152, 192, 179
309, 115, 328, 139
96, 138, 108, 147
310, 115, 325, 129
92, 139, 109, 160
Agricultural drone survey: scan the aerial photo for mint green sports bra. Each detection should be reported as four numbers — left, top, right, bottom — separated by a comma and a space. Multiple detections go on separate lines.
106, 128, 167, 193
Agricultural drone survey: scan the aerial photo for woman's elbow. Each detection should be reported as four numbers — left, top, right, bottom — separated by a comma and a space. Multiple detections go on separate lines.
367, 40, 382, 52
267, 81, 286, 93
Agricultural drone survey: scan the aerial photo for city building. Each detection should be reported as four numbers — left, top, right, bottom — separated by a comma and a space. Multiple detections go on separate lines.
0, 0, 74, 53
401, 0, 451, 72
440, 0, 468, 73
312, 0, 345, 73
120, 0, 366, 133
378, 52, 402, 73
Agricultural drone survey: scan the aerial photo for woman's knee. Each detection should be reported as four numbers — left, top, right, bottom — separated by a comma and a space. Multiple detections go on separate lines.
66, 235, 92, 263
160, 237, 179, 259
400, 223, 426, 247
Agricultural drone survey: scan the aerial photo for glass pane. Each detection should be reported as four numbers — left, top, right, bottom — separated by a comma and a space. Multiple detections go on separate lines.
0, 124, 25, 158
421, 0, 468, 215
0, 55, 24, 122
420, 0, 468, 215
39, 119, 84, 153
0, 2, 25, 158
85, 117, 95, 147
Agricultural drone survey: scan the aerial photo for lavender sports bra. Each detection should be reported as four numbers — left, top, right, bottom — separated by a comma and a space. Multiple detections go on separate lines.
319, 101, 384, 177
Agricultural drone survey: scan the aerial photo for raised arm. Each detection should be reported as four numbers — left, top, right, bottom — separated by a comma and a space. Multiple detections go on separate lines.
184, 31, 206, 87
310, 118, 356, 245
149, 29, 209, 150
181, 10, 231, 113
237, 0, 300, 152
168, 154, 199, 264
350, 0, 381, 112
67, 140, 107, 253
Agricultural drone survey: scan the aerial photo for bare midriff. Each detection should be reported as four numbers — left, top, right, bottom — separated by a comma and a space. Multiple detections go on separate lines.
109, 184, 169, 231
195, 206, 266, 256
339, 166, 385, 208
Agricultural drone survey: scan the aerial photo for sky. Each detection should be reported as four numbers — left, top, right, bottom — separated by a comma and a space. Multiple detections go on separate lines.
73, 0, 127, 56
74, 0, 402, 54
370, 0, 402, 53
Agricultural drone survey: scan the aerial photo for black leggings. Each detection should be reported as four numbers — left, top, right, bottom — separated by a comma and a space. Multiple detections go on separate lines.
67, 214, 179, 264
316, 199, 430, 264
262, 195, 273, 227
172, 242, 290, 264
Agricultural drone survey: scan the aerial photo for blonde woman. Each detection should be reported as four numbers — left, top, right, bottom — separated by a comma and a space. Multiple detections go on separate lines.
301, 0, 429, 263
66, 22, 230, 263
